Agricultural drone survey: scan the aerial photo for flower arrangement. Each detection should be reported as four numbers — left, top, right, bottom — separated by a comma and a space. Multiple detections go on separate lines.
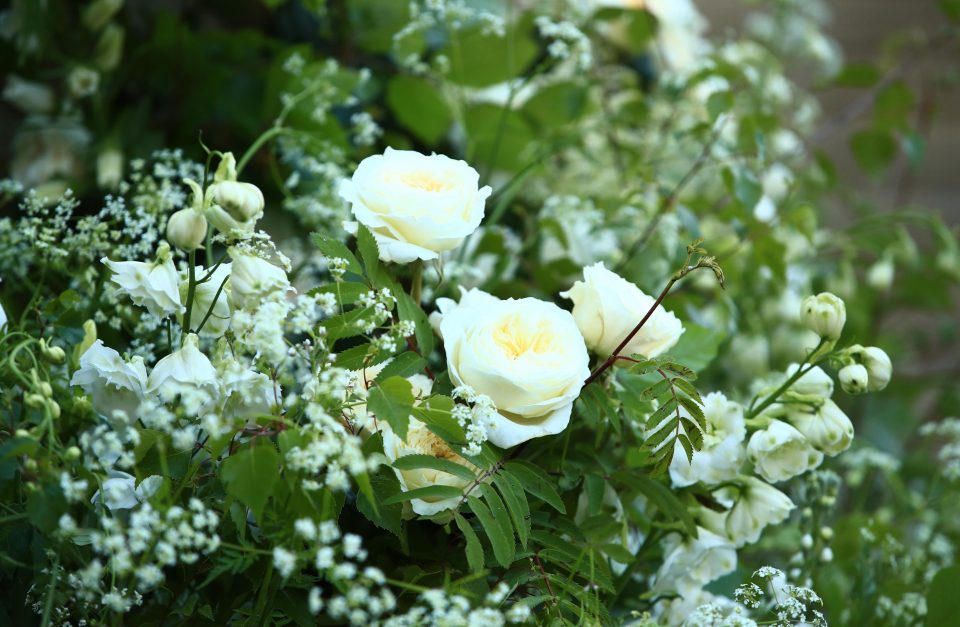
1, 1, 959, 626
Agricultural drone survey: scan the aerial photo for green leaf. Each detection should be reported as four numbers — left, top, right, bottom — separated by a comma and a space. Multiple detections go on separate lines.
927, 566, 960, 627
374, 351, 427, 384
387, 75, 452, 144
494, 473, 530, 549
504, 460, 565, 513
367, 376, 415, 440
522, 82, 588, 127
221, 444, 281, 520
851, 128, 897, 178
382, 484, 464, 506
663, 324, 726, 372
310, 281, 369, 305
613, 471, 697, 536
584, 474, 605, 517
454, 512, 486, 574
311, 232, 362, 275
357, 471, 404, 538
468, 495, 514, 567
397, 290, 435, 357
392, 454, 476, 481
444, 19, 538, 87
480, 483, 516, 559
356, 224, 386, 283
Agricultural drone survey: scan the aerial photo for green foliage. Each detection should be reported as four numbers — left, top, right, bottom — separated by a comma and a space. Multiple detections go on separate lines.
221, 443, 280, 521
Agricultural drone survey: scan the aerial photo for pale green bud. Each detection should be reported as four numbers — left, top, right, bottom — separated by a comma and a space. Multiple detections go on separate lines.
800, 292, 846, 340
166, 208, 208, 251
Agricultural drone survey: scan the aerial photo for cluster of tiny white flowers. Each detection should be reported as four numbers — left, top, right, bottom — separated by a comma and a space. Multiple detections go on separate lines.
534, 16, 592, 72
451, 385, 498, 455
382, 585, 532, 626
54, 499, 220, 617
350, 112, 383, 147
357, 288, 397, 334
394, 0, 505, 73
919, 417, 960, 480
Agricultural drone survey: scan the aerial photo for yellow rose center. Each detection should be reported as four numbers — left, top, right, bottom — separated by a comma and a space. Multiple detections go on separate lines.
392, 171, 453, 192
492, 314, 556, 359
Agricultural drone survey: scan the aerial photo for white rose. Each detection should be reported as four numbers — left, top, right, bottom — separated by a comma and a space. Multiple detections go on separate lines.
786, 399, 854, 457
102, 243, 183, 317
747, 419, 823, 483
228, 248, 290, 310
436, 288, 590, 448
381, 418, 478, 516
702, 477, 794, 547
838, 363, 868, 395
560, 262, 684, 359
91, 471, 162, 511
147, 333, 219, 410
800, 292, 846, 340
669, 392, 746, 488
339, 147, 491, 264
655, 527, 737, 595
70, 339, 148, 420
180, 262, 232, 336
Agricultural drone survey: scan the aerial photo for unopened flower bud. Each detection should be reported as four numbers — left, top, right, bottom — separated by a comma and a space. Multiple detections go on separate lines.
862, 346, 892, 392
839, 363, 868, 395
39, 339, 66, 364
820, 547, 833, 563
39, 381, 53, 398
209, 181, 264, 222
48, 400, 61, 419
25, 394, 46, 409
800, 292, 846, 340
820, 526, 834, 540
65, 446, 82, 460
15, 429, 31, 438
866, 256, 894, 291
801, 533, 814, 549
95, 24, 124, 71
166, 208, 208, 251
24, 458, 38, 472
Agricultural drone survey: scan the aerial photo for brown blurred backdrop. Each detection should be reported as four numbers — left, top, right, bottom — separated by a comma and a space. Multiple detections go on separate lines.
702, 0, 959, 226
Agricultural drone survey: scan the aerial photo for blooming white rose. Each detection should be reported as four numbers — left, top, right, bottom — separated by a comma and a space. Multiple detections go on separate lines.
669, 392, 746, 488
800, 292, 846, 340
180, 262, 232, 336
655, 527, 737, 595
436, 288, 590, 448
561, 262, 684, 359
702, 477, 795, 547
146, 333, 219, 411
786, 399, 854, 457
228, 248, 290, 311
102, 243, 183, 317
91, 471, 162, 511
70, 339, 149, 420
339, 147, 491, 263
747, 419, 823, 483
381, 418, 478, 516
838, 363, 868, 395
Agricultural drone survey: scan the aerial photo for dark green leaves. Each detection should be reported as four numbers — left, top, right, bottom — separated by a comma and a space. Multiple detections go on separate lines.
367, 376, 415, 440
311, 232, 362, 275
381, 485, 463, 506
387, 75, 452, 144
504, 460, 565, 513
851, 129, 897, 178
221, 444, 280, 520
454, 512, 485, 573
927, 566, 960, 627
629, 357, 706, 476
467, 495, 514, 567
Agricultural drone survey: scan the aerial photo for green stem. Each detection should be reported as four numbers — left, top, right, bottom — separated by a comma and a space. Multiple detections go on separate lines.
40, 553, 60, 627
0, 512, 28, 525
746, 339, 827, 420
253, 562, 275, 625
237, 126, 286, 176
194, 274, 230, 334
182, 250, 197, 343
410, 260, 423, 305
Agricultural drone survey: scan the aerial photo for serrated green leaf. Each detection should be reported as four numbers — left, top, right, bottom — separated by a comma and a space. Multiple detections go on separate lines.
221, 444, 280, 521
673, 378, 702, 404
310, 281, 369, 305
392, 454, 476, 481
613, 471, 697, 536
504, 460, 565, 513
678, 395, 705, 428
454, 512, 485, 574
397, 290, 435, 357
584, 474, 605, 517
494, 473, 530, 549
468, 496, 514, 567
367, 376, 414, 440
641, 378, 672, 400
357, 472, 403, 537
374, 351, 427, 384
311, 232, 362, 275
382, 484, 463, 506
